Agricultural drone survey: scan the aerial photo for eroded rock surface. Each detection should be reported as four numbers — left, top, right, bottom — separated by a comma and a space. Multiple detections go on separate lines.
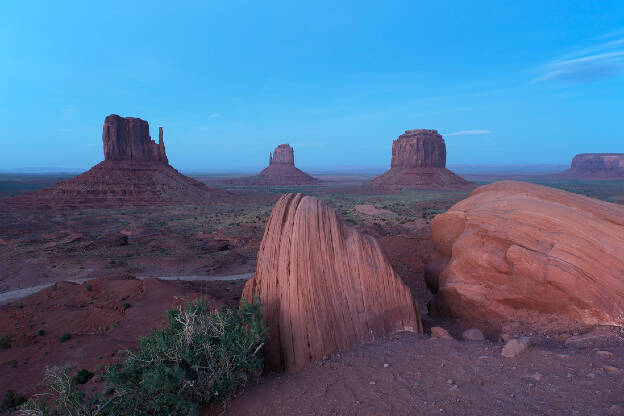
1, 115, 228, 209
558, 153, 624, 179
242, 193, 422, 372
226, 144, 320, 186
426, 180, 624, 330
103, 114, 168, 162
373, 130, 472, 189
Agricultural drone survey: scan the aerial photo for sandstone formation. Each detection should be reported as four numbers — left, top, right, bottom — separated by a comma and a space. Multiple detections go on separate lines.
426, 180, 624, 330
103, 114, 168, 162
242, 193, 422, 372
373, 129, 473, 189
226, 144, 320, 186
558, 153, 624, 179
1, 115, 228, 209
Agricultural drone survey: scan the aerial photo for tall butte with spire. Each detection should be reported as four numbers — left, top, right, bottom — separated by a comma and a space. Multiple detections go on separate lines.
373, 129, 473, 189
2, 114, 228, 209
227, 143, 320, 185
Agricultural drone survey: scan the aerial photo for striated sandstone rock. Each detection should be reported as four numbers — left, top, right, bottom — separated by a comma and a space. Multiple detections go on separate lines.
103, 114, 168, 163
242, 193, 422, 372
227, 144, 320, 186
373, 130, 472, 189
426, 180, 624, 330
558, 153, 624, 179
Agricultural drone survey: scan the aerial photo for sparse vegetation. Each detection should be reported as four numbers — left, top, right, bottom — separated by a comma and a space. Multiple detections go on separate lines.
18, 299, 266, 416
38, 329, 46, 336
73, 368, 95, 385
86, 284, 93, 292
59, 333, 72, 343
0, 334, 11, 349
1, 389, 26, 413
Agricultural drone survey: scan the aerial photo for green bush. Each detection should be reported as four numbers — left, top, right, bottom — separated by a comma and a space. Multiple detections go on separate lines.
0, 334, 11, 349
19, 298, 267, 416
73, 368, 95, 385
1, 389, 26, 412
105, 298, 266, 415
59, 333, 72, 343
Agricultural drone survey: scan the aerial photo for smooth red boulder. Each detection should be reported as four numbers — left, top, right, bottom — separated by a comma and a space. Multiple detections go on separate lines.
426, 180, 624, 330
243, 193, 422, 372
373, 130, 472, 189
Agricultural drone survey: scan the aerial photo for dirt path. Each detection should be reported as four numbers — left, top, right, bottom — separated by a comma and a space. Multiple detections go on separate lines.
0, 273, 252, 305
208, 332, 624, 416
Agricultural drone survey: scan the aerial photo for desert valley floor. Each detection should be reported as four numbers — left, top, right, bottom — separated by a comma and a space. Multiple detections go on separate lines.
1, 172, 624, 415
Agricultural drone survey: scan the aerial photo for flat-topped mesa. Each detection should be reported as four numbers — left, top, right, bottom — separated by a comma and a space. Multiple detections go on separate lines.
373, 129, 472, 189
269, 144, 295, 166
103, 114, 168, 163
391, 129, 446, 169
558, 153, 624, 179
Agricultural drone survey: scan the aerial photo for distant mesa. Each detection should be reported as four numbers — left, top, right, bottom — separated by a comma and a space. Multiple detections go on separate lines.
1, 114, 228, 209
226, 144, 321, 186
243, 193, 422, 372
373, 129, 473, 189
557, 153, 624, 179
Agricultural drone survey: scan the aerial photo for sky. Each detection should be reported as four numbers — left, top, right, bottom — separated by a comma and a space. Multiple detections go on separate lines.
1, 0, 624, 171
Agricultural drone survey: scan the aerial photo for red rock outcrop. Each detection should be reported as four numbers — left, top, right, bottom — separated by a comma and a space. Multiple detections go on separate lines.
1, 115, 229, 209
226, 144, 320, 186
557, 153, 624, 179
426, 180, 624, 331
373, 130, 473, 189
103, 114, 168, 163
242, 193, 422, 372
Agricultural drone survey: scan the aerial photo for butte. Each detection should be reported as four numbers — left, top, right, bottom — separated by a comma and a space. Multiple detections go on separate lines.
373, 129, 473, 189
226, 144, 320, 186
556, 153, 624, 179
1, 114, 229, 209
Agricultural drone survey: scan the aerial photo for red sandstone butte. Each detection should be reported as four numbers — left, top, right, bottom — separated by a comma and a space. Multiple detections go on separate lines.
557, 153, 624, 179
426, 180, 624, 331
373, 129, 472, 189
227, 144, 321, 186
1, 115, 228, 209
242, 193, 422, 372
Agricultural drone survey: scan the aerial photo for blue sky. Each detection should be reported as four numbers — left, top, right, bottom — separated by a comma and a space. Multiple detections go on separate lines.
2, 1, 624, 171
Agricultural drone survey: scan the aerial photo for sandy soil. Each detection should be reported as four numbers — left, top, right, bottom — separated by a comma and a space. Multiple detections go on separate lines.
208, 330, 624, 416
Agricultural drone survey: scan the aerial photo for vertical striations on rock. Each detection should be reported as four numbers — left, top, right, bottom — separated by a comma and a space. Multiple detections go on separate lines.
102, 114, 167, 162
373, 129, 472, 189
242, 193, 422, 372
557, 153, 624, 179
269, 144, 295, 166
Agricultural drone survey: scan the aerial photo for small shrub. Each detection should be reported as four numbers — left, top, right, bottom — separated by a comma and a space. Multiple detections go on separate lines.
1, 389, 26, 412
0, 334, 11, 349
73, 368, 95, 385
122, 302, 131, 310
86, 284, 93, 292
59, 333, 72, 343
38, 329, 46, 336
104, 298, 266, 415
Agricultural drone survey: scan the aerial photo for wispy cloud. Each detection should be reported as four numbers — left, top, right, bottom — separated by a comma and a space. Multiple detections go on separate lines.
208, 113, 220, 118
536, 31, 624, 82
445, 130, 492, 136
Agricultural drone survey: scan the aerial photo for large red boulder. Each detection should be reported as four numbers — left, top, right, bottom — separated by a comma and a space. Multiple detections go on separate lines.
426, 180, 624, 330
243, 193, 422, 372
373, 130, 472, 189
